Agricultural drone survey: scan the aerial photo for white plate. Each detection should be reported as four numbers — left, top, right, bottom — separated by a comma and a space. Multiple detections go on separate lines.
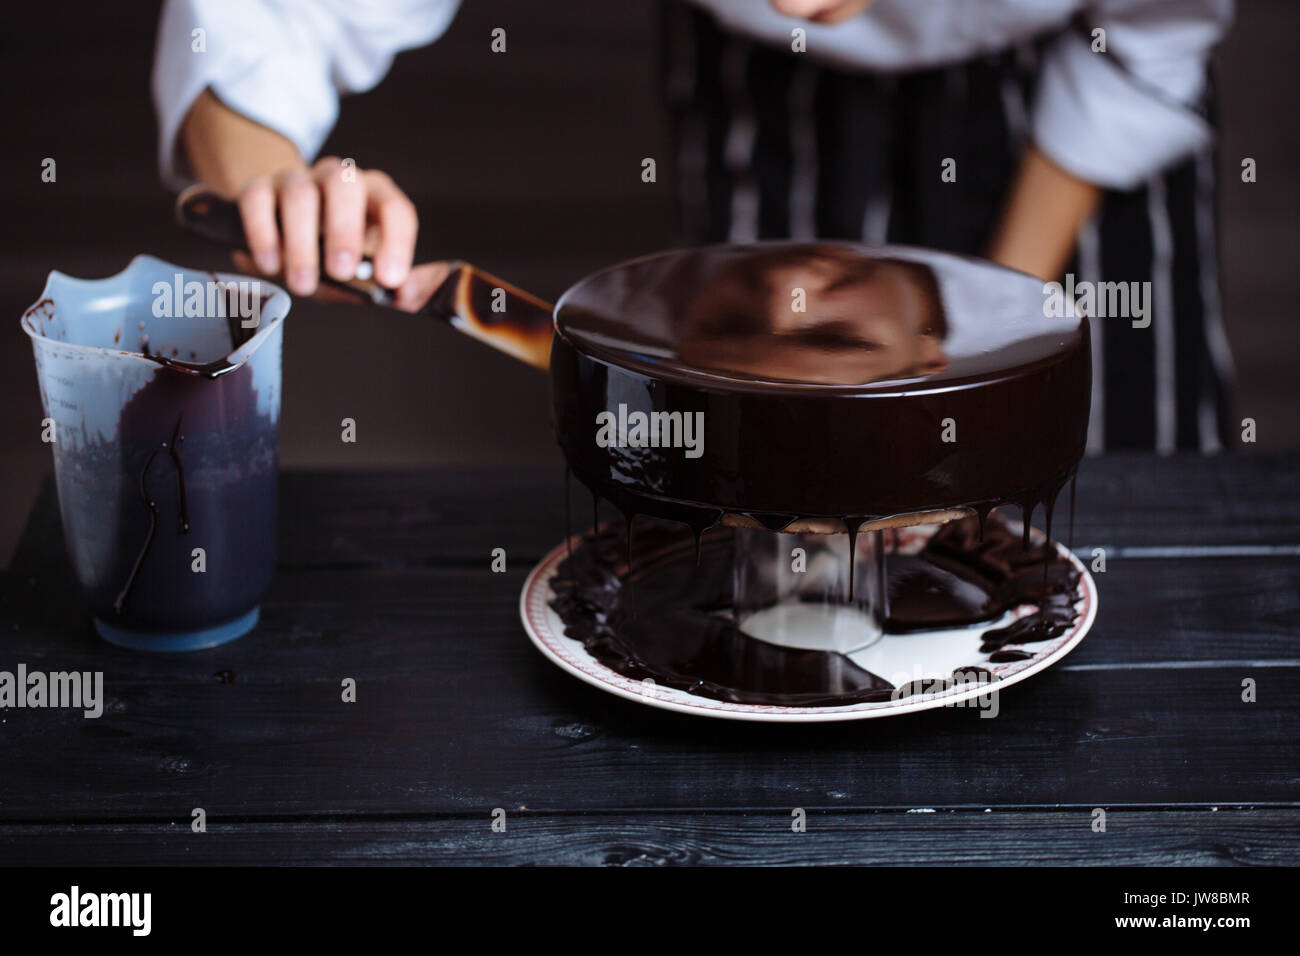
520, 527, 1098, 723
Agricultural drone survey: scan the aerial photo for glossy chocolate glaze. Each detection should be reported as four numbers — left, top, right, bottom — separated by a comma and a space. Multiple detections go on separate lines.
551, 243, 1090, 534
549, 512, 1080, 707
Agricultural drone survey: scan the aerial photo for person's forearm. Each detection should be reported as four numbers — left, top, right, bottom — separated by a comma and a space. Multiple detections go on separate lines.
987, 143, 1102, 282
180, 89, 306, 196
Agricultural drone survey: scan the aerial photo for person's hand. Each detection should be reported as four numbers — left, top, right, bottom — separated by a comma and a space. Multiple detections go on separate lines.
231, 157, 419, 297
769, 0, 875, 24
180, 91, 420, 298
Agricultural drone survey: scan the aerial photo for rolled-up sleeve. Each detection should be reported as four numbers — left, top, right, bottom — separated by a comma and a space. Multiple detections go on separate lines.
1031, 0, 1234, 190
152, 0, 460, 187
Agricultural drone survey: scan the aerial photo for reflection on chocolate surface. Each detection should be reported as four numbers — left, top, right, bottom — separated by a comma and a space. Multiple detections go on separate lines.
677, 246, 950, 386
555, 241, 1081, 390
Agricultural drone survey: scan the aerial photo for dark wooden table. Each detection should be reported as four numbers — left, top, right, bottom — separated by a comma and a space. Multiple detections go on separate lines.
1, 454, 1297, 865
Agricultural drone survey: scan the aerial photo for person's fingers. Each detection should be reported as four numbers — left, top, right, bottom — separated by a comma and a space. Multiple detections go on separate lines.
769, 0, 873, 24
275, 169, 320, 295
363, 169, 418, 288
313, 157, 365, 282
234, 164, 416, 298
236, 177, 280, 275
233, 249, 359, 303
393, 261, 454, 313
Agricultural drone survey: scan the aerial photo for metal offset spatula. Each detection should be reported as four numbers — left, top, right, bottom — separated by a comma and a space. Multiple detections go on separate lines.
175, 186, 555, 370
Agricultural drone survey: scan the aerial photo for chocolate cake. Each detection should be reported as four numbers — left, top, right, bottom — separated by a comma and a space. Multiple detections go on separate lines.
545, 243, 1091, 707
552, 242, 1090, 537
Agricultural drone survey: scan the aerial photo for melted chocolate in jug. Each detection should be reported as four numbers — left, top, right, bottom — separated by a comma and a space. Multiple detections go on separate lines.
99, 355, 278, 629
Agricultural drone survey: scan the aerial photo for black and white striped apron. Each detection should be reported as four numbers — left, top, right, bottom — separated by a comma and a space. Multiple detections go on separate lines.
661, 2, 1237, 453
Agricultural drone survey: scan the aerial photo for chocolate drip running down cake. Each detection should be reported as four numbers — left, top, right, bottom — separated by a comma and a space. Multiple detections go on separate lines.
546, 242, 1092, 706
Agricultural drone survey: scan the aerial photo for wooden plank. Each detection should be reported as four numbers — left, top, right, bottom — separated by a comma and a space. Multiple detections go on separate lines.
1068, 452, 1300, 552
6, 470, 573, 575
1, 561, 1296, 817
9, 456, 1300, 576
278, 453, 1300, 557
271, 453, 1300, 561
276, 469, 571, 569
5, 554, 1299, 680
0, 809, 1295, 866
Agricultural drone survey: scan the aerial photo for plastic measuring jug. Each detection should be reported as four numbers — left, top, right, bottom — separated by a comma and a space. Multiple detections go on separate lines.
21, 255, 290, 650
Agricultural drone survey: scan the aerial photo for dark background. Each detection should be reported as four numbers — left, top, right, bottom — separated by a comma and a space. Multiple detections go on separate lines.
2, 0, 1297, 556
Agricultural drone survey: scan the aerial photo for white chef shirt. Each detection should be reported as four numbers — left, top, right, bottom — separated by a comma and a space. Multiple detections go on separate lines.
153, 0, 462, 187
153, 0, 1232, 191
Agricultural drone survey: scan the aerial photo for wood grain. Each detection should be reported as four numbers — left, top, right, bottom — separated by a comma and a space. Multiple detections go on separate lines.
0, 809, 1295, 866
0, 603, 1295, 817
